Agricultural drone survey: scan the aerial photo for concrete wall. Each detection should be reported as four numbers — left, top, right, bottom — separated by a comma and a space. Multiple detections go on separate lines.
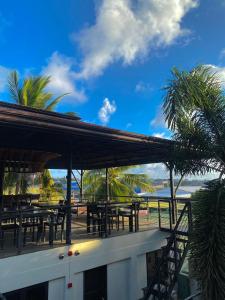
108, 259, 130, 300
0, 230, 167, 300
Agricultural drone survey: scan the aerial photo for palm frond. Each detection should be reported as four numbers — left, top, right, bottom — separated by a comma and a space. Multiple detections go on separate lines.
8, 71, 22, 104
190, 180, 225, 299
45, 93, 70, 111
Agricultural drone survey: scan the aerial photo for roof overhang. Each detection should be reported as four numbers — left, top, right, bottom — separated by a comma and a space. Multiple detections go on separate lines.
0, 102, 179, 170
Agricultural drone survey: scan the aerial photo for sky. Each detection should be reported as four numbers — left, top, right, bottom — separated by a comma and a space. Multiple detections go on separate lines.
0, 0, 224, 179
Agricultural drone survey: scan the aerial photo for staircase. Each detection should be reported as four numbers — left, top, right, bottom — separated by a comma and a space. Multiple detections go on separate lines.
142, 202, 192, 300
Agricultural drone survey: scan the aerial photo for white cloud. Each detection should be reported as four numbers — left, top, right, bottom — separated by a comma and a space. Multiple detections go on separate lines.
98, 98, 117, 124
206, 64, 225, 88
75, 0, 198, 79
153, 132, 171, 140
42, 52, 86, 102
0, 65, 11, 92
133, 163, 168, 179
153, 132, 166, 138
150, 107, 166, 128
219, 48, 225, 60
126, 122, 132, 129
135, 81, 153, 93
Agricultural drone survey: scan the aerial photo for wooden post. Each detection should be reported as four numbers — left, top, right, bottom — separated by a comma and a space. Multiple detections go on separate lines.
105, 168, 109, 237
66, 151, 72, 245
0, 165, 4, 213
169, 164, 176, 224
105, 168, 109, 202
80, 169, 84, 202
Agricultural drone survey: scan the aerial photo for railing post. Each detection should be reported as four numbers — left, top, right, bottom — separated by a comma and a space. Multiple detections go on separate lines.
49, 213, 54, 247
80, 169, 84, 202
158, 200, 161, 229
188, 201, 193, 233
169, 164, 176, 224
66, 151, 72, 245
169, 201, 172, 231
17, 209, 22, 254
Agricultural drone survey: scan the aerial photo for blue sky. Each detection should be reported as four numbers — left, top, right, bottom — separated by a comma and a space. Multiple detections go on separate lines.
0, 0, 224, 178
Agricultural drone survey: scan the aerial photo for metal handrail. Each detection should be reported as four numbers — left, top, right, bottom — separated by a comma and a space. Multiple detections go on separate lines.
184, 291, 201, 300
80, 194, 191, 202
142, 202, 191, 300
0, 196, 189, 256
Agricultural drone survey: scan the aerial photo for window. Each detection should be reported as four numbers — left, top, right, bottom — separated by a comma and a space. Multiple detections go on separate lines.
4, 282, 48, 300
84, 265, 107, 300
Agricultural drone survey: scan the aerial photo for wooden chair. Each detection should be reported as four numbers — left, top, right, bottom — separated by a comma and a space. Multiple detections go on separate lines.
0, 214, 19, 249
108, 207, 119, 232
119, 203, 140, 232
44, 209, 66, 242
87, 204, 105, 236
22, 215, 41, 246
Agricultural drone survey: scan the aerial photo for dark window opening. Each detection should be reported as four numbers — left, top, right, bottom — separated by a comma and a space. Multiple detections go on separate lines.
84, 265, 107, 300
146, 250, 161, 284
4, 282, 48, 300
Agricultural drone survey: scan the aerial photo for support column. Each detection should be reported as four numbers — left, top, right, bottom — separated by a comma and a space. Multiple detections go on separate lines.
66, 151, 72, 245
105, 168, 109, 202
105, 168, 109, 237
169, 164, 176, 224
0, 165, 4, 213
80, 169, 84, 202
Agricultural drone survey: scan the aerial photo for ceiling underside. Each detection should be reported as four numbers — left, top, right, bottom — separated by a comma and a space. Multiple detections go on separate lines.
0, 102, 183, 170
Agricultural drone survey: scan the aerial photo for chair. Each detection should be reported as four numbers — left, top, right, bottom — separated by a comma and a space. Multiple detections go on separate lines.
119, 203, 140, 232
44, 209, 66, 242
108, 207, 119, 232
0, 214, 19, 249
22, 215, 41, 246
87, 204, 105, 237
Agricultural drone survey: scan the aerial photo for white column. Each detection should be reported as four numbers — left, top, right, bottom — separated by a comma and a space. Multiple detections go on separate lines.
48, 277, 65, 300
129, 256, 138, 300
136, 254, 147, 299
72, 272, 83, 300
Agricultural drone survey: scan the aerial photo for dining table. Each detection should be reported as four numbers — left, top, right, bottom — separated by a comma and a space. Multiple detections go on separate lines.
0, 207, 56, 249
86, 202, 140, 236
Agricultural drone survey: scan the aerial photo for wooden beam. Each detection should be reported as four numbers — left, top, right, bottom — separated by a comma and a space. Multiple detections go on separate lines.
66, 151, 72, 245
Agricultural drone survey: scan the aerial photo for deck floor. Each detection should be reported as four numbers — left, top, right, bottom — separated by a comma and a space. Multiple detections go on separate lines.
0, 211, 170, 259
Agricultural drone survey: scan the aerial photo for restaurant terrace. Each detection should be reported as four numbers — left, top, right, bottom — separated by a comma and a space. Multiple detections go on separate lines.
0, 101, 191, 258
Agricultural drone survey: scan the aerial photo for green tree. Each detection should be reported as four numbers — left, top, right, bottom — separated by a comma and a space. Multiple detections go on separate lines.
83, 166, 154, 201
6, 71, 70, 196
163, 65, 225, 299
8, 71, 67, 110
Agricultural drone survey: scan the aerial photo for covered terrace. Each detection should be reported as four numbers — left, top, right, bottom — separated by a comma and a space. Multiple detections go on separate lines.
0, 102, 191, 257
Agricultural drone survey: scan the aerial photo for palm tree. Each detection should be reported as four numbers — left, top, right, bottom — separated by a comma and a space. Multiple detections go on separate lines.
8, 71, 67, 110
83, 166, 154, 202
163, 65, 225, 299
6, 71, 70, 196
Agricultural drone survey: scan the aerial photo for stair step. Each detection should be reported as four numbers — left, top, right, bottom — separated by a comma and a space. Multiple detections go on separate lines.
170, 247, 182, 253
152, 285, 168, 297
175, 230, 189, 236
152, 289, 166, 297
175, 237, 188, 243
167, 256, 180, 264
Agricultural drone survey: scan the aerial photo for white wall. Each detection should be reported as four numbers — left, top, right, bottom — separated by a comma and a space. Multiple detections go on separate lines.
0, 229, 167, 300
72, 272, 83, 300
108, 259, 130, 300
48, 277, 65, 300
136, 254, 148, 299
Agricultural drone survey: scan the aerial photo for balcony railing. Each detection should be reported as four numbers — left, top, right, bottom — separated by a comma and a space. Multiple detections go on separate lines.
0, 195, 189, 258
